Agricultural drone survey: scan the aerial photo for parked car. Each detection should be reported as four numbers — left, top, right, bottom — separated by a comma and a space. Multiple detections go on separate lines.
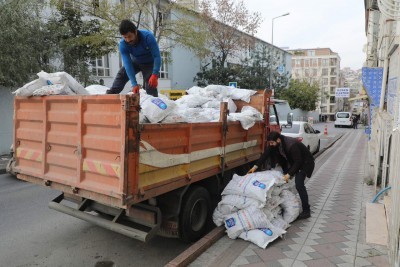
281, 121, 321, 154
335, 112, 353, 128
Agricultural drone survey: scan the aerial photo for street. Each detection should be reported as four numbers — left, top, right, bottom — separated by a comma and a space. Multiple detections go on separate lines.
312, 121, 360, 151
0, 122, 353, 267
0, 174, 188, 267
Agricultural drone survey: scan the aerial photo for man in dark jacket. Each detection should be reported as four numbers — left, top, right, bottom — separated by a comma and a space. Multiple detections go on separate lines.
106, 19, 161, 97
248, 131, 315, 220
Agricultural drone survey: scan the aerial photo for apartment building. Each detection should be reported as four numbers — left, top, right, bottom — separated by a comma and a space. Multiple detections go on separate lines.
288, 48, 341, 121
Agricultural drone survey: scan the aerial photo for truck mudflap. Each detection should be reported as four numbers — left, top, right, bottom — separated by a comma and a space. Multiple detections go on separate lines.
49, 193, 161, 242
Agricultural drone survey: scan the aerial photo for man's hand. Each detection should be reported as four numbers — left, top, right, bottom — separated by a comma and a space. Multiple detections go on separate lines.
132, 85, 140, 94
248, 166, 257, 174
283, 174, 290, 183
148, 74, 158, 88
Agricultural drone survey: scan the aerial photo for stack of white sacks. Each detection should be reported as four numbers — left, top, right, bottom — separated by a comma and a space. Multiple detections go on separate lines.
213, 170, 302, 249
14, 71, 263, 130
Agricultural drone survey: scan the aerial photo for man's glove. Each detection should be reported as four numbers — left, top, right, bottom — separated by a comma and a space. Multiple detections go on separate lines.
148, 74, 158, 88
248, 166, 257, 174
283, 173, 290, 183
132, 85, 140, 94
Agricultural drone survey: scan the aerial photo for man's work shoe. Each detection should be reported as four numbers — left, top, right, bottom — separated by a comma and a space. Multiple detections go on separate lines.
297, 210, 311, 220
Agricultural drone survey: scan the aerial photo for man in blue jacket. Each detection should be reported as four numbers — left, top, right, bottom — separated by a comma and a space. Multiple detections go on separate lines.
106, 19, 161, 97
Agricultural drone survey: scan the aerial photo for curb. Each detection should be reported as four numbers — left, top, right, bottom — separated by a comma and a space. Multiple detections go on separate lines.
313, 132, 345, 159
165, 226, 226, 267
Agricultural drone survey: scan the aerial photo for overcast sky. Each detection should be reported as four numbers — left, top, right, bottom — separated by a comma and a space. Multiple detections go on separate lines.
244, 0, 366, 70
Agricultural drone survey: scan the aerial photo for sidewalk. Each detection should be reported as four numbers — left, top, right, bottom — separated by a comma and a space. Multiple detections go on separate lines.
190, 130, 389, 267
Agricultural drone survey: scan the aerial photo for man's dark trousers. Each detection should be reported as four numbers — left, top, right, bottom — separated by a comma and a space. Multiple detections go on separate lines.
295, 170, 310, 212
108, 62, 158, 97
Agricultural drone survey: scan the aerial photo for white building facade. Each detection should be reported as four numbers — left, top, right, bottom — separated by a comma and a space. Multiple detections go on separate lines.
288, 48, 341, 121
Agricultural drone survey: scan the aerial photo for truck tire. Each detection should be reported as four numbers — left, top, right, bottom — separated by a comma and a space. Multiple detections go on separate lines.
179, 186, 211, 242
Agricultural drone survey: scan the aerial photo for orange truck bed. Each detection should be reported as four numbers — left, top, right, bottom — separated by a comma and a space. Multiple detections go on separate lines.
13, 90, 276, 241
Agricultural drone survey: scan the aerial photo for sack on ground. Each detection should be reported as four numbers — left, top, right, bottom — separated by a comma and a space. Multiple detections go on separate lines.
239, 224, 286, 249
214, 194, 264, 219
271, 216, 290, 230
265, 195, 284, 210
222, 173, 276, 203
213, 208, 225, 227
280, 190, 301, 223
224, 206, 270, 239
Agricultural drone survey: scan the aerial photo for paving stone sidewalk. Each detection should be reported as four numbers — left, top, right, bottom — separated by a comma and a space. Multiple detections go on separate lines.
191, 131, 389, 267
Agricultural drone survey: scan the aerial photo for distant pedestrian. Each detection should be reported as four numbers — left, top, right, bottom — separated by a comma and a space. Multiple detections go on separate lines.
248, 131, 315, 220
352, 115, 358, 129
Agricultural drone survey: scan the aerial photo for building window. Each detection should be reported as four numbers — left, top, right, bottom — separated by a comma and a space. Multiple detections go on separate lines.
159, 51, 169, 79
304, 59, 310, 67
322, 78, 328, 85
312, 59, 318, 66
295, 59, 301, 66
90, 54, 110, 77
322, 59, 329, 66
312, 68, 317, 76
305, 69, 310, 77
322, 68, 328, 76
307, 50, 315, 56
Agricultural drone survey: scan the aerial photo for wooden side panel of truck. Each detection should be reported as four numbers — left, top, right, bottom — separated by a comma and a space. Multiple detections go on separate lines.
13, 90, 277, 241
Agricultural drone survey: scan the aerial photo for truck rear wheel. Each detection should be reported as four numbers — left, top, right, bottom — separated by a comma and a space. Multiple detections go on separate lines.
179, 186, 211, 242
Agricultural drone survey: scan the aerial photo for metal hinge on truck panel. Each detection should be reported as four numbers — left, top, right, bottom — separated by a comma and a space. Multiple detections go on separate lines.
220, 102, 228, 176
49, 193, 161, 242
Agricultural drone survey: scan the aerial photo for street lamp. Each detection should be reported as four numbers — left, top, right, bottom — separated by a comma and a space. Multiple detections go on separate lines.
269, 12, 290, 90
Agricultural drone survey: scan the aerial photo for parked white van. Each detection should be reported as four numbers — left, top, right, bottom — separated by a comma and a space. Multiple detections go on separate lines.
335, 112, 352, 128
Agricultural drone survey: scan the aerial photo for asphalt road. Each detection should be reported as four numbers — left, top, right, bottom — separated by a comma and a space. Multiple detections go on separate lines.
312, 121, 359, 151
0, 174, 188, 267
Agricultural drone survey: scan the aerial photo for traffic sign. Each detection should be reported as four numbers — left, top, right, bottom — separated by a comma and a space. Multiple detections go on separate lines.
335, 88, 350, 98
229, 82, 237, 88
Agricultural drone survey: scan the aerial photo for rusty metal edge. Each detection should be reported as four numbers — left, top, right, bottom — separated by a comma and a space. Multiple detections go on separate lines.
165, 226, 226, 267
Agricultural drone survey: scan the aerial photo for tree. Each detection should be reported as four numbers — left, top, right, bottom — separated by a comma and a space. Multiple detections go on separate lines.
239, 47, 290, 90
53, 0, 210, 58
194, 61, 239, 86
279, 80, 320, 111
47, 2, 116, 85
0, 0, 54, 88
194, 46, 290, 90
200, 0, 262, 66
